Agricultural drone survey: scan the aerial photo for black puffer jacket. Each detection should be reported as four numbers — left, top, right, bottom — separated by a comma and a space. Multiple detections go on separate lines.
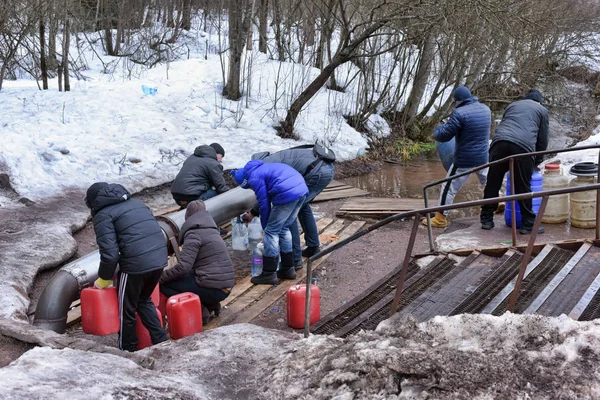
88, 183, 168, 280
160, 210, 235, 289
171, 145, 229, 199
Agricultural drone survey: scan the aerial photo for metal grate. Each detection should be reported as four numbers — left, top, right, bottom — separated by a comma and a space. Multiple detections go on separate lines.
450, 252, 523, 316
340, 257, 458, 337
492, 247, 574, 315
579, 290, 600, 321
312, 261, 420, 335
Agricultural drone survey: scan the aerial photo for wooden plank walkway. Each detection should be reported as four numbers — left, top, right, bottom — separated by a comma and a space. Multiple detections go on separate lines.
205, 217, 366, 329
336, 197, 424, 217
312, 180, 369, 203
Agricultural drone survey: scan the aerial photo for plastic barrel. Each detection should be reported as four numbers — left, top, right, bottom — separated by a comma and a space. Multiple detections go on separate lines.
435, 137, 455, 172
504, 170, 543, 228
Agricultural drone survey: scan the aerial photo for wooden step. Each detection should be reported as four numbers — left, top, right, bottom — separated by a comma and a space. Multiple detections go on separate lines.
336, 198, 423, 218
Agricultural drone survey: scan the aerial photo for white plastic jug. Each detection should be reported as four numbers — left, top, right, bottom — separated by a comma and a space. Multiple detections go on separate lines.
541, 164, 569, 224
248, 218, 263, 242
232, 216, 248, 250
570, 175, 597, 228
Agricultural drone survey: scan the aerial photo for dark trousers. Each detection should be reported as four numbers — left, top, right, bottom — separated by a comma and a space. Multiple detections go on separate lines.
160, 274, 229, 306
116, 269, 168, 352
481, 141, 536, 227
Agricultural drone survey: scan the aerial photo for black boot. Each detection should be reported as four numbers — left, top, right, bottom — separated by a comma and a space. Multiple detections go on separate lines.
251, 256, 278, 285
480, 211, 494, 230
206, 302, 221, 317
302, 246, 320, 258
278, 252, 296, 280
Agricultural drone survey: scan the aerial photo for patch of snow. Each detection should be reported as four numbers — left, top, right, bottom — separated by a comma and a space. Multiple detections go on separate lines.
364, 114, 391, 139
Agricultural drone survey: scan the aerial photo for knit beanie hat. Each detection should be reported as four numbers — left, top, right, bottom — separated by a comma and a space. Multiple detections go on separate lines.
453, 86, 472, 101
85, 182, 108, 208
210, 143, 225, 157
185, 200, 207, 220
524, 89, 543, 104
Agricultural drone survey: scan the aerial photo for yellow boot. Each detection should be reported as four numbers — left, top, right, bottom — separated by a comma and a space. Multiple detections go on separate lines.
495, 202, 506, 214
422, 212, 447, 228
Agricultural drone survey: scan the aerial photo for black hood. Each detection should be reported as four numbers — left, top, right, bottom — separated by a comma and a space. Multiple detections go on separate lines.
524, 89, 543, 104
86, 183, 130, 216
194, 145, 218, 160
179, 210, 218, 244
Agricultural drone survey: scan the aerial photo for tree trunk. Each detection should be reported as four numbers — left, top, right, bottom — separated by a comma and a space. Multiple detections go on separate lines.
223, 0, 252, 100
181, 0, 192, 30
63, 16, 70, 92
39, 17, 48, 90
167, 0, 175, 27
272, 0, 284, 61
258, 0, 267, 53
403, 35, 435, 127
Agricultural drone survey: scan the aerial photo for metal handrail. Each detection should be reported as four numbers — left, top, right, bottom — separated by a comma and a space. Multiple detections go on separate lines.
424, 144, 600, 251
303, 147, 600, 337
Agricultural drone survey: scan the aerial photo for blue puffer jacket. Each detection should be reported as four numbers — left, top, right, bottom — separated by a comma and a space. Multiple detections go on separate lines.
433, 96, 491, 168
238, 160, 308, 228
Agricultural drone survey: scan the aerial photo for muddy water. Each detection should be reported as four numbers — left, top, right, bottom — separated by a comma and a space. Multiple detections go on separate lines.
341, 154, 487, 218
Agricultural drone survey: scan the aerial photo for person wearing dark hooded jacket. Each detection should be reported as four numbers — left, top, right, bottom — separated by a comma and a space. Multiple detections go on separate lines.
247, 146, 335, 269
159, 200, 235, 322
480, 89, 549, 235
171, 143, 229, 208
85, 182, 168, 352
232, 160, 308, 285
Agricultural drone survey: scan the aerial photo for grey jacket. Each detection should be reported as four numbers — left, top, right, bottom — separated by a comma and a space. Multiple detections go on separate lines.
171, 145, 229, 199
89, 183, 167, 279
160, 210, 234, 289
491, 99, 549, 164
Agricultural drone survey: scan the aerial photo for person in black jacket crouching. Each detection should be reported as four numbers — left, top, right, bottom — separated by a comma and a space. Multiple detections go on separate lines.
85, 182, 169, 352
159, 200, 235, 324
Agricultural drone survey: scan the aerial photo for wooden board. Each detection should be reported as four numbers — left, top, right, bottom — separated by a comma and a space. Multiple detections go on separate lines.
205, 218, 357, 330
312, 180, 369, 203
336, 197, 424, 217
230, 220, 366, 325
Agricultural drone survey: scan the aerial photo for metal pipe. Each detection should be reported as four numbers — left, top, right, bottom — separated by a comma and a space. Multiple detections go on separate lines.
424, 187, 435, 252
507, 195, 548, 312
596, 150, 600, 240
510, 158, 517, 246
33, 187, 256, 333
303, 258, 313, 338
390, 215, 421, 315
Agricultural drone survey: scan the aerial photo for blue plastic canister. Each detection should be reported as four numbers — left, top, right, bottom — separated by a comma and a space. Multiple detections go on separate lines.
504, 170, 543, 228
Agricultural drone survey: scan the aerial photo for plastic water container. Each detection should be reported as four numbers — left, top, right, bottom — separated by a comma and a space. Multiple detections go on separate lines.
136, 308, 163, 350
232, 216, 248, 250
166, 292, 203, 339
435, 137, 455, 172
248, 218, 263, 242
286, 284, 320, 329
569, 162, 598, 228
251, 242, 264, 277
81, 287, 120, 336
504, 170, 543, 228
541, 164, 569, 223
141, 85, 158, 96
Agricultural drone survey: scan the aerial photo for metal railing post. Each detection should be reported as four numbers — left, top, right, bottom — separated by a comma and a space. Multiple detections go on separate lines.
424, 187, 435, 252
303, 258, 314, 338
507, 195, 548, 312
390, 215, 421, 315
509, 158, 517, 246
596, 150, 600, 241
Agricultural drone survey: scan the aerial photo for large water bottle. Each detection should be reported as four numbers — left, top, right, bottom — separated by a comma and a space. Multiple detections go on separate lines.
232, 216, 248, 250
251, 242, 264, 277
504, 170, 543, 228
248, 218, 263, 242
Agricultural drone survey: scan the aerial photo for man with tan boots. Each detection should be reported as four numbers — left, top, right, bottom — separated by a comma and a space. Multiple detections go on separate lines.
424, 86, 491, 228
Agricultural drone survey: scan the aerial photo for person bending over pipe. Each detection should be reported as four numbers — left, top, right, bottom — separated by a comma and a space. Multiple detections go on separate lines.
232, 160, 308, 285
244, 143, 335, 270
159, 200, 235, 325
86, 182, 169, 352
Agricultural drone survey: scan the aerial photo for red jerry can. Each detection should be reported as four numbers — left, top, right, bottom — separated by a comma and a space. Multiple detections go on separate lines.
286, 284, 320, 329
166, 292, 203, 340
150, 284, 160, 308
136, 308, 163, 350
80, 287, 120, 335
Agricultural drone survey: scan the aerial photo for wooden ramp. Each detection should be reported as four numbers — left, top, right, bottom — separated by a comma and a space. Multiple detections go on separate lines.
204, 217, 366, 330
312, 180, 369, 203
336, 197, 424, 218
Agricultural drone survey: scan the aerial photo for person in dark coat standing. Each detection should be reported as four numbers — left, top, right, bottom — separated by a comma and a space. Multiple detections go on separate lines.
85, 182, 168, 352
424, 86, 491, 228
160, 200, 235, 323
232, 160, 308, 285
480, 89, 549, 234
171, 143, 229, 208
245, 146, 335, 269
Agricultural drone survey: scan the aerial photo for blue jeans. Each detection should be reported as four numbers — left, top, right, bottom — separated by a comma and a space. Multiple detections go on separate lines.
198, 189, 218, 200
264, 195, 306, 259
291, 163, 335, 262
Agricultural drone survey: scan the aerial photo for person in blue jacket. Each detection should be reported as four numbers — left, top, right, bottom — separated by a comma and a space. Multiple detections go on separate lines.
232, 160, 308, 284
424, 86, 491, 228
